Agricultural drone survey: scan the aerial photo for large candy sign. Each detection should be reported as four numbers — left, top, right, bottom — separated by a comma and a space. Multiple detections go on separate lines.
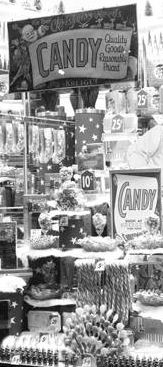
7, 4, 138, 93
110, 169, 161, 238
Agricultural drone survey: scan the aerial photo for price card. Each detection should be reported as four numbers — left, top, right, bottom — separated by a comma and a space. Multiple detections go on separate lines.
95, 260, 105, 272
137, 89, 148, 109
59, 216, 68, 227
11, 354, 21, 365
81, 170, 95, 191
111, 114, 124, 133
49, 313, 61, 332
82, 354, 96, 367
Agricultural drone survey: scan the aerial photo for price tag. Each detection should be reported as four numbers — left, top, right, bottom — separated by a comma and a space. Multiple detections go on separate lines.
11, 355, 21, 365
82, 355, 96, 367
59, 216, 68, 227
137, 89, 148, 109
111, 114, 124, 133
48, 312, 61, 332
81, 170, 95, 191
95, 260, 105, 272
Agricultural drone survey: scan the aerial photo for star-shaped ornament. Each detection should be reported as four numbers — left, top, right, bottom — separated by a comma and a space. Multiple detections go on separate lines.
71, 237, 77, 245
92, 134, 97, 141
79, 125, 86, 133
47, 165, 52, 170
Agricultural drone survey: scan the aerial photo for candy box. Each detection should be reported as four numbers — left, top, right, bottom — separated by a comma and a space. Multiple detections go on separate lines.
59, 210, 91, 249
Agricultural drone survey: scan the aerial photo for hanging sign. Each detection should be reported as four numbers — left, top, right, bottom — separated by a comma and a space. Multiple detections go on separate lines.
111, 114, 124, 133
110, 169, 161, 239
7, 4, 138, 93
137, 89, 148, 110
81, 170, 95, 191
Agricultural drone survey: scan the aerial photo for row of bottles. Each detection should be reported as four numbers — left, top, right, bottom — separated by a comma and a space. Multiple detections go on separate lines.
97, 355, 163, 367
0, 346, 78, 366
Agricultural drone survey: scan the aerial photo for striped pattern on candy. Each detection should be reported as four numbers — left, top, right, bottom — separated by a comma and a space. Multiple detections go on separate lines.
75, 260, 97, 306
120, 264, 131, 324
105, 262, 131, 324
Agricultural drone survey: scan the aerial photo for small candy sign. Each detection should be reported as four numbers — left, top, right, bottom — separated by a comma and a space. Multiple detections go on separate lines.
111, 114, 124, 133
110, 169, 161, 238
137, 89, 148, 109
81, 170, 95, 191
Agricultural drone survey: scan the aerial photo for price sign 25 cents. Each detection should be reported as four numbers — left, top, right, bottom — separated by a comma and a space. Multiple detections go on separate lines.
111, 114, 124, 133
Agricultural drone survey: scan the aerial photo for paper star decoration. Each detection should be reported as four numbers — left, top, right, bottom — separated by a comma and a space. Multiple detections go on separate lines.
47, 165, 52, 170
79, 125, 87, 134
71, 237, 77, 245
92, 134, 97, 141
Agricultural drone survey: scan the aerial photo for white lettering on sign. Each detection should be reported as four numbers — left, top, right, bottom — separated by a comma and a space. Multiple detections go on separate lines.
114, 174, 159, 235
29, 29, 132, 87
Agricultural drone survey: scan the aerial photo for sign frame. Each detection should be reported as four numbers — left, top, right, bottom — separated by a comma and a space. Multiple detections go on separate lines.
110, 168, 162, 239
7, 4, 138, 93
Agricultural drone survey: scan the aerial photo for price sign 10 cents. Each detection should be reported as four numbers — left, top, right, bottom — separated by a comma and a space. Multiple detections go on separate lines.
81, 171, 95, 191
